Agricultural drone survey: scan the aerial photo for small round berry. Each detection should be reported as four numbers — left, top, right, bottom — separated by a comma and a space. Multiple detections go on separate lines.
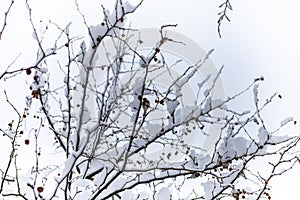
26, 68, 32, 75
25, 139, 30, 145
37, 186, 44, 193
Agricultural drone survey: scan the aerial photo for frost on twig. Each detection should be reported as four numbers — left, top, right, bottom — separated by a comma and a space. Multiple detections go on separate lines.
0, 0, 299, 199
217, 0, 233, 38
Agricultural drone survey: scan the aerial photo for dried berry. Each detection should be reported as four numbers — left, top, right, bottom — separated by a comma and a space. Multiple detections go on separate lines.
32, 90, 39, 99
33, 75, 39, 82
25, 139, 30, 145
37, 186, 44, 193
26, 68, 32, 75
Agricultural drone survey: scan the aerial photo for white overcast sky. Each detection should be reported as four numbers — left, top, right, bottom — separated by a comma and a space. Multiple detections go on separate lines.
1, 0, 300, 199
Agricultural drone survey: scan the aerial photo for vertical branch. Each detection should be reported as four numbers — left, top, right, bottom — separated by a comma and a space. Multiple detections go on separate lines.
217, 0, 233, 38
31, 119, 43, 200
0, 0, 14, 41
0, 91, 22, 193
25, 0, 45, 57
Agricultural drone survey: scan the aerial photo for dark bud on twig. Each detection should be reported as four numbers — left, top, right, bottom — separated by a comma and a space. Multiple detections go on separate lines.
142, 98, 150, 114
188, 172, 200, 179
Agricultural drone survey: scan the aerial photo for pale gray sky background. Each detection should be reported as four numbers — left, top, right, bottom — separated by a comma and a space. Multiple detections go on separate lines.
1, 0, 300, 199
